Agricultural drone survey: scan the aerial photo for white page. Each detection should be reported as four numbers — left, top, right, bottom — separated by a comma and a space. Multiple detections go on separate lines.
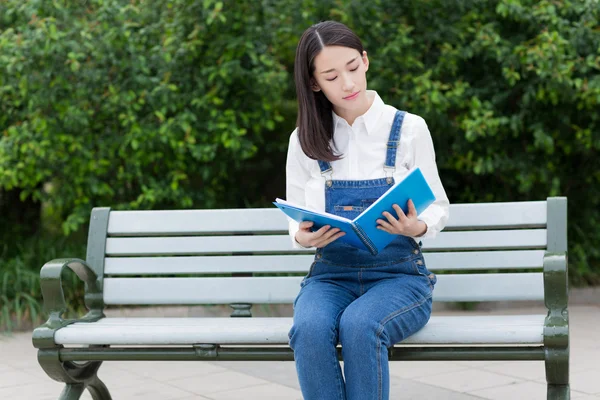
275, 198, 352, 223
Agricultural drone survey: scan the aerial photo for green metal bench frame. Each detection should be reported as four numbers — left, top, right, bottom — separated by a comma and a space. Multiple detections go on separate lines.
32, 198, 569, 400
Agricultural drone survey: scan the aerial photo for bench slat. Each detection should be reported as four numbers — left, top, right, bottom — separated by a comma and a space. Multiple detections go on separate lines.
446, 201, 546, 230
104, 230, 547, 256
106, 202, 547, 236
104, 250, 545, 275
103, 273, 544, 304
54, 315, 546, 345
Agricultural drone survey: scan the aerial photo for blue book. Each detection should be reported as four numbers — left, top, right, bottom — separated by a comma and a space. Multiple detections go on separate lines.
274, 167, 436, 255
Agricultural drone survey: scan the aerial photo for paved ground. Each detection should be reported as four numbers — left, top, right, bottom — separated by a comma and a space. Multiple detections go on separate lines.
1, 305, 599, 399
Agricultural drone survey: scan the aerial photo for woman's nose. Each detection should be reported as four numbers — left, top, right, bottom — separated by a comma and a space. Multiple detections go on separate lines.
341, 74, 355, 92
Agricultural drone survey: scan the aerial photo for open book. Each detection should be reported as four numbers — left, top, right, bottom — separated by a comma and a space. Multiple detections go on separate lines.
274, 168, 436, 255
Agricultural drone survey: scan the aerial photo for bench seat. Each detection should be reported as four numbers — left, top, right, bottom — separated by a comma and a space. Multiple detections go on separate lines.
54, 315, 546, 346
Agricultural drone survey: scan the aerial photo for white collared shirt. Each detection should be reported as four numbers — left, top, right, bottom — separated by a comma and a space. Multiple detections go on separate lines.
286, 90, 450, 248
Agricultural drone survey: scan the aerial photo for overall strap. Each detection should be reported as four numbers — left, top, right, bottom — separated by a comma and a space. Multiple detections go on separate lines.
318, 160, 332, 174
318, 160, 333, 187
384, 110, 406, 183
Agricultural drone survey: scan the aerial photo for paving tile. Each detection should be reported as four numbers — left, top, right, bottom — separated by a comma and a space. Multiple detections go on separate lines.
390, 377, 485, 399
207, 361, 300, 389
565, 368, 600, 395
389, 360, 469, 379
450, 360, 508, 368
0, 379, 64, 400
469, 381, 548, 399
535, 371, 600, 396
168, 370, 271, 396
96, 381, 196, 399
412, 368, 521, 393
571, 338, 600, 352
208, 382, 303, 400
571, 349, 600, 372
481, 361, 546, 381
0, 368, 40, 389
171, 397, 214, 400
0, 363, 14, 373
109, 360, 229, 382
96, 365, 157, 389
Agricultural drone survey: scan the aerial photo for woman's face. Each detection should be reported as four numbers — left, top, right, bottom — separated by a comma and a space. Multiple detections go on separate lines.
311, 45, 370, 117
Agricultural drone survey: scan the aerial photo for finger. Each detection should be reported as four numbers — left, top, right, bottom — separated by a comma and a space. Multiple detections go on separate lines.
393, 204, 407, 222
377, 219, 395, 231
320, 227, 341, 241
407, 199, 417, 218
376, 224, 392, 234
299, 221, 314, 230
317, 231, 346, 247
328, 231, 346, 245
383, 211, 401, 228
313, 225, 331, 236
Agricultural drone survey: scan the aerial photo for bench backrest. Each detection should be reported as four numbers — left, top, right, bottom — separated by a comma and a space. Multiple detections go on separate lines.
85, 198, 567, 306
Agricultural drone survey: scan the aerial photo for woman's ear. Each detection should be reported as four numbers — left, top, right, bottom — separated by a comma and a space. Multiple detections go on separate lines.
311, 79, 321, 92
362, 50, 369, 72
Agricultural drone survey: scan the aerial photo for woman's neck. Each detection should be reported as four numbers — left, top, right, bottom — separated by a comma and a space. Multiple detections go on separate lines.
333, 91, 375, 126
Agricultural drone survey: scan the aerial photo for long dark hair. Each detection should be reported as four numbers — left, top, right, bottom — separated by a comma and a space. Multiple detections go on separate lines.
294, 21, 364, 162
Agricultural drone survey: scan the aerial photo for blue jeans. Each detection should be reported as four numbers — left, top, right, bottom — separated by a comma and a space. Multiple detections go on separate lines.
288, 253, 435, 400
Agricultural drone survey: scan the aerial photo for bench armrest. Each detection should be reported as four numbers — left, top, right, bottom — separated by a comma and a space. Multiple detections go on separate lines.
543, 252, 569, 385
33, 258, 105, 349
543, 252, 568, 323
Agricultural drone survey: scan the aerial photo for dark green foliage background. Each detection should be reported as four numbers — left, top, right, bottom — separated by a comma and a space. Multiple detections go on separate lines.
1, 0, 598, 328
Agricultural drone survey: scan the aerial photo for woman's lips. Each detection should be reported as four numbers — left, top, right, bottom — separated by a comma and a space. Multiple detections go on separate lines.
343, 91, 360, 100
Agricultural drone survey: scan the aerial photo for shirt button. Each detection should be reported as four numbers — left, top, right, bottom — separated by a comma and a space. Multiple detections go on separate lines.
316, 253, 322, 259
416, 259, 423, 265
413, 249, 420, 255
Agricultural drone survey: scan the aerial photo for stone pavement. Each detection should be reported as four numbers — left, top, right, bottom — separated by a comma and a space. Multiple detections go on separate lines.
1, 305, 599, 400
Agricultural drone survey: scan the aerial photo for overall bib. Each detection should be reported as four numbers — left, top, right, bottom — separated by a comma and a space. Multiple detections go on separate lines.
288, 111, 437, 400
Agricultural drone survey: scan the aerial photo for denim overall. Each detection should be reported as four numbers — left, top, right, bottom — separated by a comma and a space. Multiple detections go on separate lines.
288, 111, 437, 400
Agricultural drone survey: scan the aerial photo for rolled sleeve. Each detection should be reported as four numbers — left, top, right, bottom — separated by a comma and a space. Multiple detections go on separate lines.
409, 116, 450, 240
286, 129, 314, 249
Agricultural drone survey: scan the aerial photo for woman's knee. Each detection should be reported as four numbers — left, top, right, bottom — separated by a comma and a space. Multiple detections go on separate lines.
338, 310, 381, 347
289, 315, 339, 350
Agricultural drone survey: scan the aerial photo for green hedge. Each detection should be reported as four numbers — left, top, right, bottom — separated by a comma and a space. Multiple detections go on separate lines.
0, 0, 598, 329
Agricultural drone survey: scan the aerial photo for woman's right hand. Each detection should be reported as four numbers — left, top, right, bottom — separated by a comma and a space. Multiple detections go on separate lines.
294, 221, 346, 248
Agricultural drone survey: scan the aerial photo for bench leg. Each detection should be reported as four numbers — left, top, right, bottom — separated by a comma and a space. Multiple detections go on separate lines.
544, 335, 570, 400
547, 384, 570, 400
544, 253, 570, 400
38, 348, 112, 400
58, 383, 85, 400
87, 375, 112, 400
56, 374, 111, 400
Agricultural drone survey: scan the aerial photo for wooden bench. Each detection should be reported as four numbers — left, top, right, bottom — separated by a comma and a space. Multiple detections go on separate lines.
32, 197, 570, 400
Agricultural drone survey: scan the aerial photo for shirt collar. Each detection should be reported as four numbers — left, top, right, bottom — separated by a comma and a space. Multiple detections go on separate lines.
332, 90, 385, 136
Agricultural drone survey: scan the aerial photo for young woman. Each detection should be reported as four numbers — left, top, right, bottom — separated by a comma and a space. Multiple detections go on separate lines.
285, 21, 450, 400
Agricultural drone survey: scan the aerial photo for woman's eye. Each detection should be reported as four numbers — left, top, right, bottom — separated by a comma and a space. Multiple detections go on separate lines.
325, 66, 358, 81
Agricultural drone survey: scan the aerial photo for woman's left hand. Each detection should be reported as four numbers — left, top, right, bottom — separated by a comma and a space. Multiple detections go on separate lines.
376, 199, 427, 237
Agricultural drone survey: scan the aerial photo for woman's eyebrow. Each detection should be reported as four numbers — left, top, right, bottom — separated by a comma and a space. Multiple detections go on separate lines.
320, 57, 358, 74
